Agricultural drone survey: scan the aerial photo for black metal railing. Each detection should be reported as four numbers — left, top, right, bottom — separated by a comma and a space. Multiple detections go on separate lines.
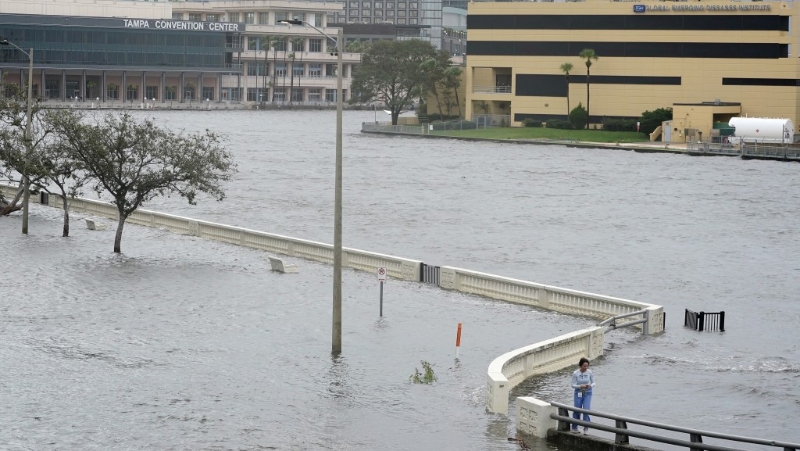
550, 401, 798, 451
420, 263, 440, 285
685, 309, 725, 332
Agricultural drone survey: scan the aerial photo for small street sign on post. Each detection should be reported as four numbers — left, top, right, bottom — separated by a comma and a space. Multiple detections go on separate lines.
378, 267, 386, 316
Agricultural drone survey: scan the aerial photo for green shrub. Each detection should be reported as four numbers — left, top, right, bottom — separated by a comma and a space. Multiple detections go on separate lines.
545, 119, 573, 130
640, 107, 673, 136
522, 118, 542, 128
569, 103, 588, 130
602, 118, 638, 132
409, 361, 437, 384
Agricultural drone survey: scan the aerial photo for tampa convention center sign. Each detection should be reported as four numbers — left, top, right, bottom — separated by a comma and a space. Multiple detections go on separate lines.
633, 3, 771, 12
122, 19, 242, 32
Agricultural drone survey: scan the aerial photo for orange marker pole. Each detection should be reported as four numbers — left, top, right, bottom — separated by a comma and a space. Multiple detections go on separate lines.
455, 322, 463, 358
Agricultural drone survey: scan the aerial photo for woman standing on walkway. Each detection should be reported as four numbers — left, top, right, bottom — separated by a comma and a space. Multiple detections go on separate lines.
570, 357, 595, 434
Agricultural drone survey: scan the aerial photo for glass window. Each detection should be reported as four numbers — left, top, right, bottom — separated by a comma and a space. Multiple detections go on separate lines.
309, 39, 322, 52
126, 84, 138, 101
259, 13, 269, 24
165, 86, 177, 100
229, 13, 240, 22
146, 86, 158, 100
410, 2, 417, 8
326, 63, 337, 77
247, 62, 267, 76
386, 10, 394, 16
397, 18, 406, 24
349, 1, 359, 6
292, 39, 304, 52
291, 12, 305, 22
293, 63, 304, 76
291, 88, 303, 102
274, 12, 288, 23
206, 14, 219, 22
275, 63, 287, 76
363, 2, 371, 7
375, 10, 383, 16
308, 88, 321, 101
325, 88, 337, 102
409, 18, 417, 24
274, 37, 287, 51
106, 84, 118, 100
398, 2, 407, 8
273, 87, 285, 102
387, 2, 395, 8
375, 2, 383, 7
409, 10, 418, 16
247, 36, 261, 50
202, 87, 214, 101
327, 15, 335, 24
349, 9, 359, 16
313, 13, 324, 26
188, 14, 202, 21
247, 88, 268, 101
362, 10, 371, 15
245, 13, 255, 24
309, 63, 322, 76
172, 13, 183, 20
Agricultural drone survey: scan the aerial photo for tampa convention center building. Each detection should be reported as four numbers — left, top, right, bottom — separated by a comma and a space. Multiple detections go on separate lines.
0, 0, 355, 104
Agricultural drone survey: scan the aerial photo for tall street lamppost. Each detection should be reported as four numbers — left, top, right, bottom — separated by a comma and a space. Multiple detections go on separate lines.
0, 37, 34, 235
280, 19, 344, 354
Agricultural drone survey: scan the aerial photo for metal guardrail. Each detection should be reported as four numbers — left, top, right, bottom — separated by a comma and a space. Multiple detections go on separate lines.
550, 401, 799, 451
685, 309, 725, 332
596, 309, 648, 332
473, 85, 512, 94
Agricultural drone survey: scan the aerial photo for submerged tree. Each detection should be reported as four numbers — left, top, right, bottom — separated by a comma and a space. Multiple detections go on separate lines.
51, 112, 236, 253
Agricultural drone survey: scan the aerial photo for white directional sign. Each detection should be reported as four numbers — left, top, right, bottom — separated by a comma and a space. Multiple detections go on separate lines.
377, 267, 387, 281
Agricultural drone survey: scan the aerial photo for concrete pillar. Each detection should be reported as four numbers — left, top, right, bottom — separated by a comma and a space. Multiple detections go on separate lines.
81, 71, 86, 101
644, 306, 665, 335
517, 398, 558, 439
101, 71, 106, 102
180, 72, 185, 103
122, 71, 127, 102
19, 69, 24, 87
41, 71, 46, 100
141, 71, 146, 105
217, 74, 221, 102
199, 73, 204, 100
161, 72, 166, 103
486, 373, 509, 414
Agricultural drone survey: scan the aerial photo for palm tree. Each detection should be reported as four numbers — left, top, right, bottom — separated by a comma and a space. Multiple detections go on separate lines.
578, 49, 598, 129
420, 59, 445, 118
290, 37, 305, 104
443, 66, 463, 118
260, 35, 272, 105
560, 62, 573, 118
288, 52, 296, 104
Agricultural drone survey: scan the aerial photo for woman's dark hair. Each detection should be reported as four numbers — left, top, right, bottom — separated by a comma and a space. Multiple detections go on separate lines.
578, 357, 590, 367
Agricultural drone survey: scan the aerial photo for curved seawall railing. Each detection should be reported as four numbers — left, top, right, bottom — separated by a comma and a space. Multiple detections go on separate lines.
2, 184, 664, 417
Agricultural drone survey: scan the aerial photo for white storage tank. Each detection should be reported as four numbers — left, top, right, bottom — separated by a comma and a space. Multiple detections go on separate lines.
728, 117, 794, 143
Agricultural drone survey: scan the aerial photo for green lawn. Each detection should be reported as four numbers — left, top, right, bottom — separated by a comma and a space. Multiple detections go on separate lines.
432, 127, 647, 143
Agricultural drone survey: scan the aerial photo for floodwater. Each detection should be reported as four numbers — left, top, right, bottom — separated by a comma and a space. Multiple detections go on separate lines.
2, 109, 799, 450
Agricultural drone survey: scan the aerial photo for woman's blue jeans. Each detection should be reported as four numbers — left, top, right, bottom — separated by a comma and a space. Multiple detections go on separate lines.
572, 390, 592, 430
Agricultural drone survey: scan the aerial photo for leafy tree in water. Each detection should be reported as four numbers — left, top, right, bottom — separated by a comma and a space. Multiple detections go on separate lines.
0, 83, 49, 217
640, 107, 673, 137
51, 112, 236, 253
350, 40, 441, 125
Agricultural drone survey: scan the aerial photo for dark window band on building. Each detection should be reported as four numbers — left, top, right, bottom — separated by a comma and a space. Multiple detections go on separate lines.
515, 74, 681, 97
468, 14, 789, 32
515, 113, 635, 123
722, 78, 800, 86
468, 41, 788, 59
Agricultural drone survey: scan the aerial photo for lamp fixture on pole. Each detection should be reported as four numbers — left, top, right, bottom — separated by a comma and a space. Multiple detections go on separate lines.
0, 37, 34, 235
279, 19, 344, 354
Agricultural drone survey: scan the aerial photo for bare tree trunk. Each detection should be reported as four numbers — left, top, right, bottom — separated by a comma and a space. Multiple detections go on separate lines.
61, 197, 70, 237
0, 183, 25, 216
114, 215, 126, 253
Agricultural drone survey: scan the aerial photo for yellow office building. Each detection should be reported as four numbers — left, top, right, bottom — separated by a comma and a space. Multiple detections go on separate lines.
465, 0, 799, 141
